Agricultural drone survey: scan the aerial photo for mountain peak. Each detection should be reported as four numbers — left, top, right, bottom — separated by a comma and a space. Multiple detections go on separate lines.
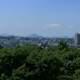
29, 34, 42, 38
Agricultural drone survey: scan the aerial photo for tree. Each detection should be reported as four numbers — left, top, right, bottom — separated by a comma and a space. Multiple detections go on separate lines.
58, 40, 69, 50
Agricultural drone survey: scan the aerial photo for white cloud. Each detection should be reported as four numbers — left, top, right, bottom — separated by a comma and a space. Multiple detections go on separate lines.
48, 23, 62, 27
45, 23, 74, 29
43, 23, 75, 33
44, 23, 62, 29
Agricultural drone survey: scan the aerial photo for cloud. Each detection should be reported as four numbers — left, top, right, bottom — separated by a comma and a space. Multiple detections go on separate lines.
45, 23, 74, 29
44, 23, 62, 29
43, 23, 75, 32
48, 23, 62, 27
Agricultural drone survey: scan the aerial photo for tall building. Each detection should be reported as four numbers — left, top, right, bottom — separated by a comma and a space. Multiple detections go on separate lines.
75, 33, 80, 47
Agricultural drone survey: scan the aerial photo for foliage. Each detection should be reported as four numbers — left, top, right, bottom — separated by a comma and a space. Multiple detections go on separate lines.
0, 42, 79, 80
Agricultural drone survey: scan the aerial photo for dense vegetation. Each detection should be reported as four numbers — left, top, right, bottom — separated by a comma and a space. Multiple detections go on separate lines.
0, 42, 79, 80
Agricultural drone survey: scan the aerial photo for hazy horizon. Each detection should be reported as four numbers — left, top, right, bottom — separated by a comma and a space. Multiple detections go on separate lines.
0, 0, 80, 37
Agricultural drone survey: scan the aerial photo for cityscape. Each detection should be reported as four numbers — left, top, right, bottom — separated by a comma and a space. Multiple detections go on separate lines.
0, 33, 80, 48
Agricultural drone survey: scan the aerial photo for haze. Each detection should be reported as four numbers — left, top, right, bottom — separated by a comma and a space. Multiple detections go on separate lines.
0, 0, 80, 37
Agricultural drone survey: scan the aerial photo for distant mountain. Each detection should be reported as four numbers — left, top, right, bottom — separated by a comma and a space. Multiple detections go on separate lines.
29, 34, 43, 38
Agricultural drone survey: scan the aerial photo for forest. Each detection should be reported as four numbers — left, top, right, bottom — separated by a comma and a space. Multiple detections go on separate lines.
0, 41, 79, 80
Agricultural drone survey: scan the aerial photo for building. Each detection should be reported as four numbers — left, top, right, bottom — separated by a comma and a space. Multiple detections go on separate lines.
75, 33, 80, 47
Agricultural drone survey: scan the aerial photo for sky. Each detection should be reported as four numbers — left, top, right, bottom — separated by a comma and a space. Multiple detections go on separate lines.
0, 0, 80, 37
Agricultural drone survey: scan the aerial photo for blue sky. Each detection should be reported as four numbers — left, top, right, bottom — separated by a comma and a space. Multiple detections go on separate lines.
0, 0, 80, 37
